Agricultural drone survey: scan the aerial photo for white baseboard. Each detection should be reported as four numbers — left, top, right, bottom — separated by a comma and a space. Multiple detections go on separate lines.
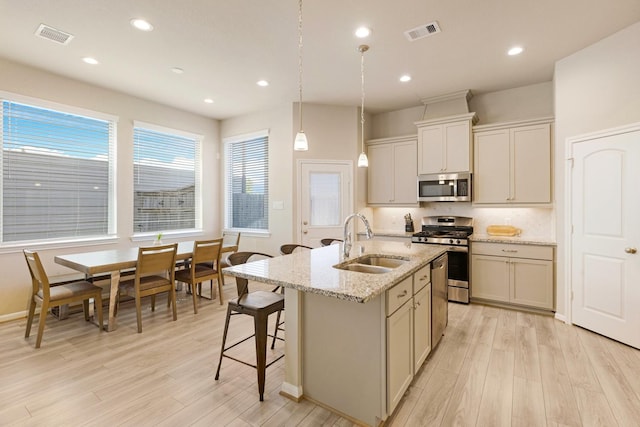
554, 312, 567, 323
0, 310, 27, 323
280, 382, 303, 400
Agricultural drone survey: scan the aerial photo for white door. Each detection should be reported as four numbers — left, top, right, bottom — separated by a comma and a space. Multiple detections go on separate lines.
570, 125, 640, 349
298, 161, 352, 247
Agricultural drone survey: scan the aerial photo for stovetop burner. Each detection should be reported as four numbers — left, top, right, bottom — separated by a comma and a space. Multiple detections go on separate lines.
411, 216, 474, 246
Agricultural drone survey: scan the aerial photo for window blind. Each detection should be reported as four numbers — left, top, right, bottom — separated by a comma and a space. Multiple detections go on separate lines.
224, 131, 269, 231
1, 99, 115, 243
133, 123, 201, 234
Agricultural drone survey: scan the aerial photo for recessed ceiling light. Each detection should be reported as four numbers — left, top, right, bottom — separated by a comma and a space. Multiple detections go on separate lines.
508, 46, 523, 56
257, 80, 269, 87
355, 26, 371, 38
82, 57, 99, 65
399, 74, 412, 83
171, 67, 184, 74
204, 98, 214, 104
130, 18, 153, 31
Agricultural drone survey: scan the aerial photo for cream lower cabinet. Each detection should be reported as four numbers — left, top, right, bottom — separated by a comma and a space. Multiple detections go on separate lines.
473, 118, 553, 205
471, 242, 554, 311
387, 265, 432, 413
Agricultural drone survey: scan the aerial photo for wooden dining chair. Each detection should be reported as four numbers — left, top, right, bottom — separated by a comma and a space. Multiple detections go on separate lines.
23, 249, 104, 348
219, 231, 241, 285
215, 251, 284, 401
320, 238, 343, 246
279, 243, 313, 255
117, 243, 178, 333
175, 238, 224, 313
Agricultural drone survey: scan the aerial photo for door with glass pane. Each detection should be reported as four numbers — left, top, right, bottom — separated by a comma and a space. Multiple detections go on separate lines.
299, 161, 352, 247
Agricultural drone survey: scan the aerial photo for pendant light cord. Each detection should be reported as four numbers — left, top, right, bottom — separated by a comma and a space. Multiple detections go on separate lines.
360, 48, 365, 152
298, 0, 303, 131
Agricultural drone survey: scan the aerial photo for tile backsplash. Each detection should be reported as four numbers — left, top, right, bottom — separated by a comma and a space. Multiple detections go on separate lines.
366, 204, 555, 240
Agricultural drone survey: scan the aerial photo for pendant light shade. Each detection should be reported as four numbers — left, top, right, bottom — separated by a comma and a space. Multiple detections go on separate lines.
294, 130, 308, 151
358, 44, 369, 168
357, 151, 369, 167
294, 0, 309, 151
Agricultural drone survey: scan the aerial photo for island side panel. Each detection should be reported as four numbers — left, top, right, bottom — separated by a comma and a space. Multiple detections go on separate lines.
281, 288, 304, 399
303, 291, 386, 426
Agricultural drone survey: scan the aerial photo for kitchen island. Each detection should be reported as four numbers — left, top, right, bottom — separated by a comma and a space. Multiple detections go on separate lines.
223, 240, 446, 426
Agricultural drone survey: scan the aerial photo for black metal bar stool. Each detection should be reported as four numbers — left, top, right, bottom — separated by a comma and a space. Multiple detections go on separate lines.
214, 252, 285, 401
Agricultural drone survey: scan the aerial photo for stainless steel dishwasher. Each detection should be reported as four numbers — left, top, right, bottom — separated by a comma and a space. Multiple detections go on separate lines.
431, 253, 448, 349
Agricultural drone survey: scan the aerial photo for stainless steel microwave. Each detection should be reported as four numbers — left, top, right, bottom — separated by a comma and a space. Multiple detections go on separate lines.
417, 172, 472, 202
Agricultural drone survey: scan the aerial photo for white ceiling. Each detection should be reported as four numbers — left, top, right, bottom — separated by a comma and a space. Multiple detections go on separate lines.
1, 0, 639, 119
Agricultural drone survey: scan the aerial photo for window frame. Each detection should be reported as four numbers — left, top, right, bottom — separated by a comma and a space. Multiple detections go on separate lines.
223, 129, 270, 235
131, 120, 203, 241
0, 91, 118, 251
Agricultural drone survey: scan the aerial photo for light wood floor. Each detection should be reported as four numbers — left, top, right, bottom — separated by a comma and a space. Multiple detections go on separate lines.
2, 282, 639, 427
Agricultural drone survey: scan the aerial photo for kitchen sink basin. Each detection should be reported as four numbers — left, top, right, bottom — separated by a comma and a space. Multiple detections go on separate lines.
333, 254, 409, 274
355, 255, 409, 269
340, 264, 392, 274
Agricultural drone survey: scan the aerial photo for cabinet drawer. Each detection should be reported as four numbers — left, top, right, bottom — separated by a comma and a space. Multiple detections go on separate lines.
386, 276, 413, 316
413, 264, 431, 294
472, 242, 553, 260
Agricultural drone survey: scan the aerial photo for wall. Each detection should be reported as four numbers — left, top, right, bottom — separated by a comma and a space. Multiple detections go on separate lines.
220, 103, 294, 256
554, 21, 640, 318
292, 103, 366, 225
371, 82, 554, 139
0, 58, 221, 319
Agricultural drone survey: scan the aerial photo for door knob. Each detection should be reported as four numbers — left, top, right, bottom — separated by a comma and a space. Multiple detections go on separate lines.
303, 221, 308, 225
303, 230, 308, 234
625, 247, 637, 254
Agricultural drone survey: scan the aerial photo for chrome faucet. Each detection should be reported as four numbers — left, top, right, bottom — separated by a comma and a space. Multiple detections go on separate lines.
343, 213, 374, 258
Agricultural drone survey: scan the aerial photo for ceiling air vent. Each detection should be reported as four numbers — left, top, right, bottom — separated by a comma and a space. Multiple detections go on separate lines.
404, 21, 441, 42
34, 24, 74, 45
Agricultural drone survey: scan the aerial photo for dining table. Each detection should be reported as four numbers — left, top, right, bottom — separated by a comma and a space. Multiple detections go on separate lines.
54, 240, 238, 332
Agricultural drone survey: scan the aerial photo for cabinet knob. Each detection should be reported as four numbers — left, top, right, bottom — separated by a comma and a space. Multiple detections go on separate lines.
502, 249, 518, 253
625, 247, 637, 254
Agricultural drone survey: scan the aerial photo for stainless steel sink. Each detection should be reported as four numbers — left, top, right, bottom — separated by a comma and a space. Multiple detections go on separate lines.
340, 264, 392, 274
356, 255, 408, 269
333, 254, 409, 274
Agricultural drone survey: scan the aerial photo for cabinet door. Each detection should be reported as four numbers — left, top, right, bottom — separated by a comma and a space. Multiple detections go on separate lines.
510, 258, 554, 310
473, 130, 510, 203
471, 254, 510, 302
413, 284, 431, 373
417, 125, 444, 174
367, 143, 394, 204
387, 300, 413, 413
392, 140, 418, 204
444, 121, 471, 173
512, 124, 551, 203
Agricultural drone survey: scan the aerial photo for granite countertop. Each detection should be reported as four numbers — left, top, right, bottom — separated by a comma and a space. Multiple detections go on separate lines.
222, 241, 445, 303
470, 234, 556, 246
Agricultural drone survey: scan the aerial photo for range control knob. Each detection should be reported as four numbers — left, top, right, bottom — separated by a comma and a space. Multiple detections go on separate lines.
449, 239, 454, 244
456, 239, 461, 245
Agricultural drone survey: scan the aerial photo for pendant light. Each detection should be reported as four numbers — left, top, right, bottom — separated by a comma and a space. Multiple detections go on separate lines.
357, 45, 369, 167
293, 0, 309, 151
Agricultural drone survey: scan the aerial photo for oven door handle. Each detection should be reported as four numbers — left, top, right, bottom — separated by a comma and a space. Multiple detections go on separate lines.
447, 246, 468, 253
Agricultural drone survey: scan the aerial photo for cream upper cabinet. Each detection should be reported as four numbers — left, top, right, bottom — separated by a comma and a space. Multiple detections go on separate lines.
473, 118, 553, 205
415, 112, 477, 175
367, 135, 418, 205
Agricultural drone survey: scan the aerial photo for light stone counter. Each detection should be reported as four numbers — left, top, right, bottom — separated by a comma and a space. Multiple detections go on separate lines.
470, 234, 556, 246
222, 240, 445, 303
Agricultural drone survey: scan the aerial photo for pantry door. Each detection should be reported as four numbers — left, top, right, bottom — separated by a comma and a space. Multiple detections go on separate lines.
298, 160, 352, 248
569, 123, 640, 349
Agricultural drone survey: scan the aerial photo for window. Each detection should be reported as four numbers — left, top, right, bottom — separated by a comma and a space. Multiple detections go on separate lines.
1, 97, 116, 243
133, 122, 201, 234
224, 130, 269, 232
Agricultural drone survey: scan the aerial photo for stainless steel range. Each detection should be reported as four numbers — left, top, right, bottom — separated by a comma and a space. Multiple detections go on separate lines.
411, 216, 473, 303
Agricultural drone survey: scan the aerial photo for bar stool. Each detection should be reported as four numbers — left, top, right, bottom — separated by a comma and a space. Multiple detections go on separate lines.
320, 238, 343, 246
214, 252, 285, 401
279, 244, 313, 255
